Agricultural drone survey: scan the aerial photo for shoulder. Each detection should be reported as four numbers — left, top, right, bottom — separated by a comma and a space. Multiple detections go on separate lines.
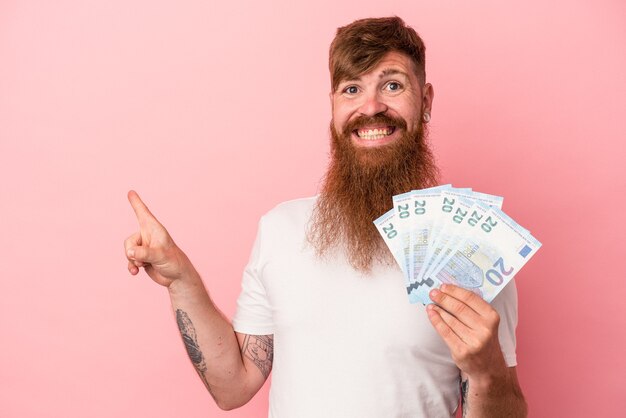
261, 195, 318, 228
251, 196, 318, 262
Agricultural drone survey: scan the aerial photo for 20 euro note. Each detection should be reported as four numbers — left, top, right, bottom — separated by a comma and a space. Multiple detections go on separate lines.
392, 191, 415, 282
373, 209, 412, 286
423, 190, 504, 282
406, 185, 451, 303
374, 189, 450, 303
418, 206, 542, 304
425, 201, 492, 284
422, 198, 477, 282
416, 188, 474, 285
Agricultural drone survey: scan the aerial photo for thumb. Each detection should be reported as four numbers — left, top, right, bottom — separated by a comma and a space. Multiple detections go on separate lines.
127, 246, 163, 265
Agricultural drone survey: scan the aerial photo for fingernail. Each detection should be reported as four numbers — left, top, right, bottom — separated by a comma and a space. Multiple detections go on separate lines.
430, 288, 440, 298
127, 249, 135, 258
440, 284, 448, 292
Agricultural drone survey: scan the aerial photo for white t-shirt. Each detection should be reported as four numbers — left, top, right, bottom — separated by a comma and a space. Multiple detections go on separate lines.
233, 197, 518, 418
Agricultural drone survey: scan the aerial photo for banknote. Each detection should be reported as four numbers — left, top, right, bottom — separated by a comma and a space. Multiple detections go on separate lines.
374, 209, 407, 280
375, 186, 541, 305
407, 186, 470, 303
423, 207, 541, 303
421, 190, 503, 283
392, 191, 415, 281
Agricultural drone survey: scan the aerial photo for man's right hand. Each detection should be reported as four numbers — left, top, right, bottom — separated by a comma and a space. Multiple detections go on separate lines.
124, 190, 190, 288
123, 190, 270, 410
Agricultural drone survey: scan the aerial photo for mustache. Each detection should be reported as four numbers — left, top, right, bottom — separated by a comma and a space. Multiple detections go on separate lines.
342, 114, 408, 137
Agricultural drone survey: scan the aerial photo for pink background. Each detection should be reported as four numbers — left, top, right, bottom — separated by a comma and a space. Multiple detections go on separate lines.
1, 1, 625, 417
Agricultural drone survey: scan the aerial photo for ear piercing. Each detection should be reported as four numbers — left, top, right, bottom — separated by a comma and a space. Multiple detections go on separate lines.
423, 113, 431, 123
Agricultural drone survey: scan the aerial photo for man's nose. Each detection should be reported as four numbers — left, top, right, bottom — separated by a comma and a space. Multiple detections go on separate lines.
357, 92, 388, 116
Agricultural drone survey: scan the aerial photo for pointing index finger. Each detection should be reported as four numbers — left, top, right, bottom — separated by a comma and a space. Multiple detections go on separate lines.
127, 190, 159, 225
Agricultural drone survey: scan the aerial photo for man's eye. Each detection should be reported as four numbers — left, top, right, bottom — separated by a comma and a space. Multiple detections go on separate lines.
344, 86, 359, 94
386, 82, 402, 91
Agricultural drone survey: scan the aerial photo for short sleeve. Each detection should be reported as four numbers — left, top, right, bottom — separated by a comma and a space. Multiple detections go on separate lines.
232, 217, 275, 335
491, 279, 518, 367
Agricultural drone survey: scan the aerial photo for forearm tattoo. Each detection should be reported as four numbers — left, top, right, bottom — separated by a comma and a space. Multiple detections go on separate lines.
176, 309, 213, 395
461, 377, 469, 418
241, 334, 274, 379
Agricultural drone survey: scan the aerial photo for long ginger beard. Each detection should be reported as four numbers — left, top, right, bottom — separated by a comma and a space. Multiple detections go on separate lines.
308, 112, 439, 272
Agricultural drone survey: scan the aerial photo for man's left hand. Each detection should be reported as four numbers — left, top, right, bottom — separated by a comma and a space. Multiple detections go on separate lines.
426, 284, 508, 381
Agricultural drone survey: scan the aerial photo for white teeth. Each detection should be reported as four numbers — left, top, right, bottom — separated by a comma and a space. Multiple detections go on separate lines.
357, 127, 392, 140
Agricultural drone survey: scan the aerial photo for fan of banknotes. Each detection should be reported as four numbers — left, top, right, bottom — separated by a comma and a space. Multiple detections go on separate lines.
374, 185, 542, 305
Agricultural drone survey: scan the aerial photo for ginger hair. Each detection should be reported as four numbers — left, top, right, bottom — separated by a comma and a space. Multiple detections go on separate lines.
329, 16, 427, 93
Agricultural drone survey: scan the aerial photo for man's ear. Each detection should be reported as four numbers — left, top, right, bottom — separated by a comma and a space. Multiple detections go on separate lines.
329, 91, 334, 111
422, 83, 434, 115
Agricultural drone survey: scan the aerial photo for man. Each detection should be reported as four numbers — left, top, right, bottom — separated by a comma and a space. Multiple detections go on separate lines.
124, 17, 527, 417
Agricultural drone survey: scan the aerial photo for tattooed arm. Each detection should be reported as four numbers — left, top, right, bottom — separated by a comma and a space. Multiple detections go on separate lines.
460, 368, 526, 418
167, 277, 272, 409
124, 191, 271, 409
239, 334, 274, 380
171, 284, 273, 408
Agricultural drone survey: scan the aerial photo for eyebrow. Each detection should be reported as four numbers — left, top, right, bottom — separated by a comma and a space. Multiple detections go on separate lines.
341, 68, 409, 85
378, 68, 408, 79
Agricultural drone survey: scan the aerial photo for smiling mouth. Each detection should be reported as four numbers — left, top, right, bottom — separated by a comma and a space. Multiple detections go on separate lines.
354, 126, 396, 140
